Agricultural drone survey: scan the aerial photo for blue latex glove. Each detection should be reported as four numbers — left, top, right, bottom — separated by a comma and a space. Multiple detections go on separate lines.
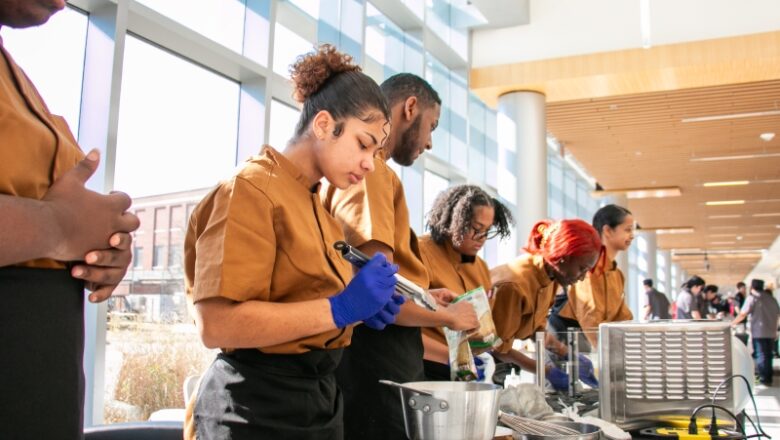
329, 253, 398, 328
474, 356, 485, 381
577, 354, 599, 387
546, 365, 569, 391
363, 294, 405, 330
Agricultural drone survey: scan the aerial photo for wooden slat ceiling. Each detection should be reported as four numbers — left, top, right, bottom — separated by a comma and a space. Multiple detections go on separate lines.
547, 80, 780, 286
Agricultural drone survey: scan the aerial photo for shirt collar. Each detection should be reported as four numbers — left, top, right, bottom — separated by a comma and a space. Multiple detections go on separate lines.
442, 239, 476, 265
531, 254, 554, 288
261, 145, 320, 193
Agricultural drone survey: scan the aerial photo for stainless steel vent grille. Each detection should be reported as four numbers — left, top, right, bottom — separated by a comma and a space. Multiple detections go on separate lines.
622, 329, 730, 401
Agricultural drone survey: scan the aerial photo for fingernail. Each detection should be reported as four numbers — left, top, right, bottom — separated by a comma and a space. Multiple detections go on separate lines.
110, 235, 120, 246
86, 149, 99, 161
89, 294, 97, 303
86, 253, 98, 264
73, 268, 84, 277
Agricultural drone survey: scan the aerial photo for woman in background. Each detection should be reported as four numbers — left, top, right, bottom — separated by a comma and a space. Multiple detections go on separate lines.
675, 275, 706, 320
491, 219, 603, 391
418, 185, 514, 380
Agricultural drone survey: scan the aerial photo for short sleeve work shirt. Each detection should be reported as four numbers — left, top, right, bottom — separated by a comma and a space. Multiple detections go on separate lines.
558, 259, 633, 346
0, 42, 84, 269
490, 254, 557, 354
184, 146, 353, 354
418, 235, 492, 346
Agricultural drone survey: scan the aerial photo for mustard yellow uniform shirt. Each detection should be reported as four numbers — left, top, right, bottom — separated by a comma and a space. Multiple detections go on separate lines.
491, 254, 558, 354
418, 235, 492, 346
558, 259, 633, 346
0, 41, 84, 269
184, 146, 354, 354
321, 152, 429, 288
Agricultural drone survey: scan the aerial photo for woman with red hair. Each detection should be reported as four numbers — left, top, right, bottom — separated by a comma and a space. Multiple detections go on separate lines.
490, 219, 602, 390
548, 204, 635, 349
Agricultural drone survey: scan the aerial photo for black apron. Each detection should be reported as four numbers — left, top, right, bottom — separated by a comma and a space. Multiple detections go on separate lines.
0, 266, 85, 440
423, 359, 450, 381
336, 324, 424, 440
194, 348, 344, 440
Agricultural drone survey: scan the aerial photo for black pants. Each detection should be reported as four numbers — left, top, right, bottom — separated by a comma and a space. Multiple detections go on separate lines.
754, 338, 775, 385
336, 324, 424, 440
0, 267, 85, 440
193, 348, 344, 440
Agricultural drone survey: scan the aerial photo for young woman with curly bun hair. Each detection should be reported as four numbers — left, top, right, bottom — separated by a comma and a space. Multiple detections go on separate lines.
490, 219, 602, 391
417, 184, 514, 380
183, 45, 398, 439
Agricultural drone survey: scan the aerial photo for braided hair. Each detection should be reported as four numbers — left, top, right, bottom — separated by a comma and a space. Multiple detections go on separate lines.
426, 185, 514, 247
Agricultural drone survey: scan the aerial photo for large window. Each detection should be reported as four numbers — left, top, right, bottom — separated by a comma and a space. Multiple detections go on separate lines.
3, 0, 618, 428
423, 170, 450, 220
108, 35, 240, 423
0, 6, 88, 133
273, 23, 314, 77
269, 99, 301, 150
136, 0, 247, 54
114, 36, 240, 198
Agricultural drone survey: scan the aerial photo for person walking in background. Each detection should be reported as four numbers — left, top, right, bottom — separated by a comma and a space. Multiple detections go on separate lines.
731, 279, 780, 386
642, 278, 671, 320
703, 285, 721, 319
675, 276, 706, 319
735, 281, 747, 312
0, 2, 140, 438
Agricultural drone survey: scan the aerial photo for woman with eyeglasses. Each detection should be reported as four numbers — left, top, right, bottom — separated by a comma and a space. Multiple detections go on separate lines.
491, 219, 603, 391
547, 204, 635, 349
418, 185, 514, 380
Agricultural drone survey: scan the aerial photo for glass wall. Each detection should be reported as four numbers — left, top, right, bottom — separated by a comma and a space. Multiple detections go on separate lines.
1, 0, 502, 425
3, 0, 658, 427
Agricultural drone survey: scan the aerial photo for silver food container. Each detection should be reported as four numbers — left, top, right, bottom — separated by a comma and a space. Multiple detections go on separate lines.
390, 381, 501, 440
599, 320, 754, 430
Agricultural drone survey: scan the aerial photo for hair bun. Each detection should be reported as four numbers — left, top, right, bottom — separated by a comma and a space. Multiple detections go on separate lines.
290, 44, 362, 103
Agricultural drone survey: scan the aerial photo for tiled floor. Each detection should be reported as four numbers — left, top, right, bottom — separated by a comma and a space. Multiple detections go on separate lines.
743, 363, 780, 438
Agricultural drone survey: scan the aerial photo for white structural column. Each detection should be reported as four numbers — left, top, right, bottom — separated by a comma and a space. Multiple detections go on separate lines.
497, 91, 547, 252
661, 250, 673, 296
643, 230, 658, 284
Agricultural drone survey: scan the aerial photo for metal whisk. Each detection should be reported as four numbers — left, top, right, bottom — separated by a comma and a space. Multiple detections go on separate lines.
499, 413, 581, 436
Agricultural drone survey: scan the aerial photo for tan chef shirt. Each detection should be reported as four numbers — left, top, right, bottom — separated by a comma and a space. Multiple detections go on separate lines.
557, 259, 633, 346
491, 254, 558, 354
321, 151, 429, 288
418, 235, 492, 346
184, 146, 354, 354
0, 40, 84, 269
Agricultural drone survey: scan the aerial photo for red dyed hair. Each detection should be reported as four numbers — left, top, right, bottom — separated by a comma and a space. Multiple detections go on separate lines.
524, 219, 604, 269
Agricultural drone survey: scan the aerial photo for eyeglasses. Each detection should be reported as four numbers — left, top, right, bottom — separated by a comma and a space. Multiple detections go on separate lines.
468, 225, 499, 240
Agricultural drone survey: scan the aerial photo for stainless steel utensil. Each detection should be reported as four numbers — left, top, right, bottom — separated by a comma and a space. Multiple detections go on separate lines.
334, 241, 438, 311
500, 413, 600, 440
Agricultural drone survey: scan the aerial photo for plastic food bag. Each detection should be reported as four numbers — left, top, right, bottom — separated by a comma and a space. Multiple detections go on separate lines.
454, 286, 502, 350
445, 327, 478, 381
